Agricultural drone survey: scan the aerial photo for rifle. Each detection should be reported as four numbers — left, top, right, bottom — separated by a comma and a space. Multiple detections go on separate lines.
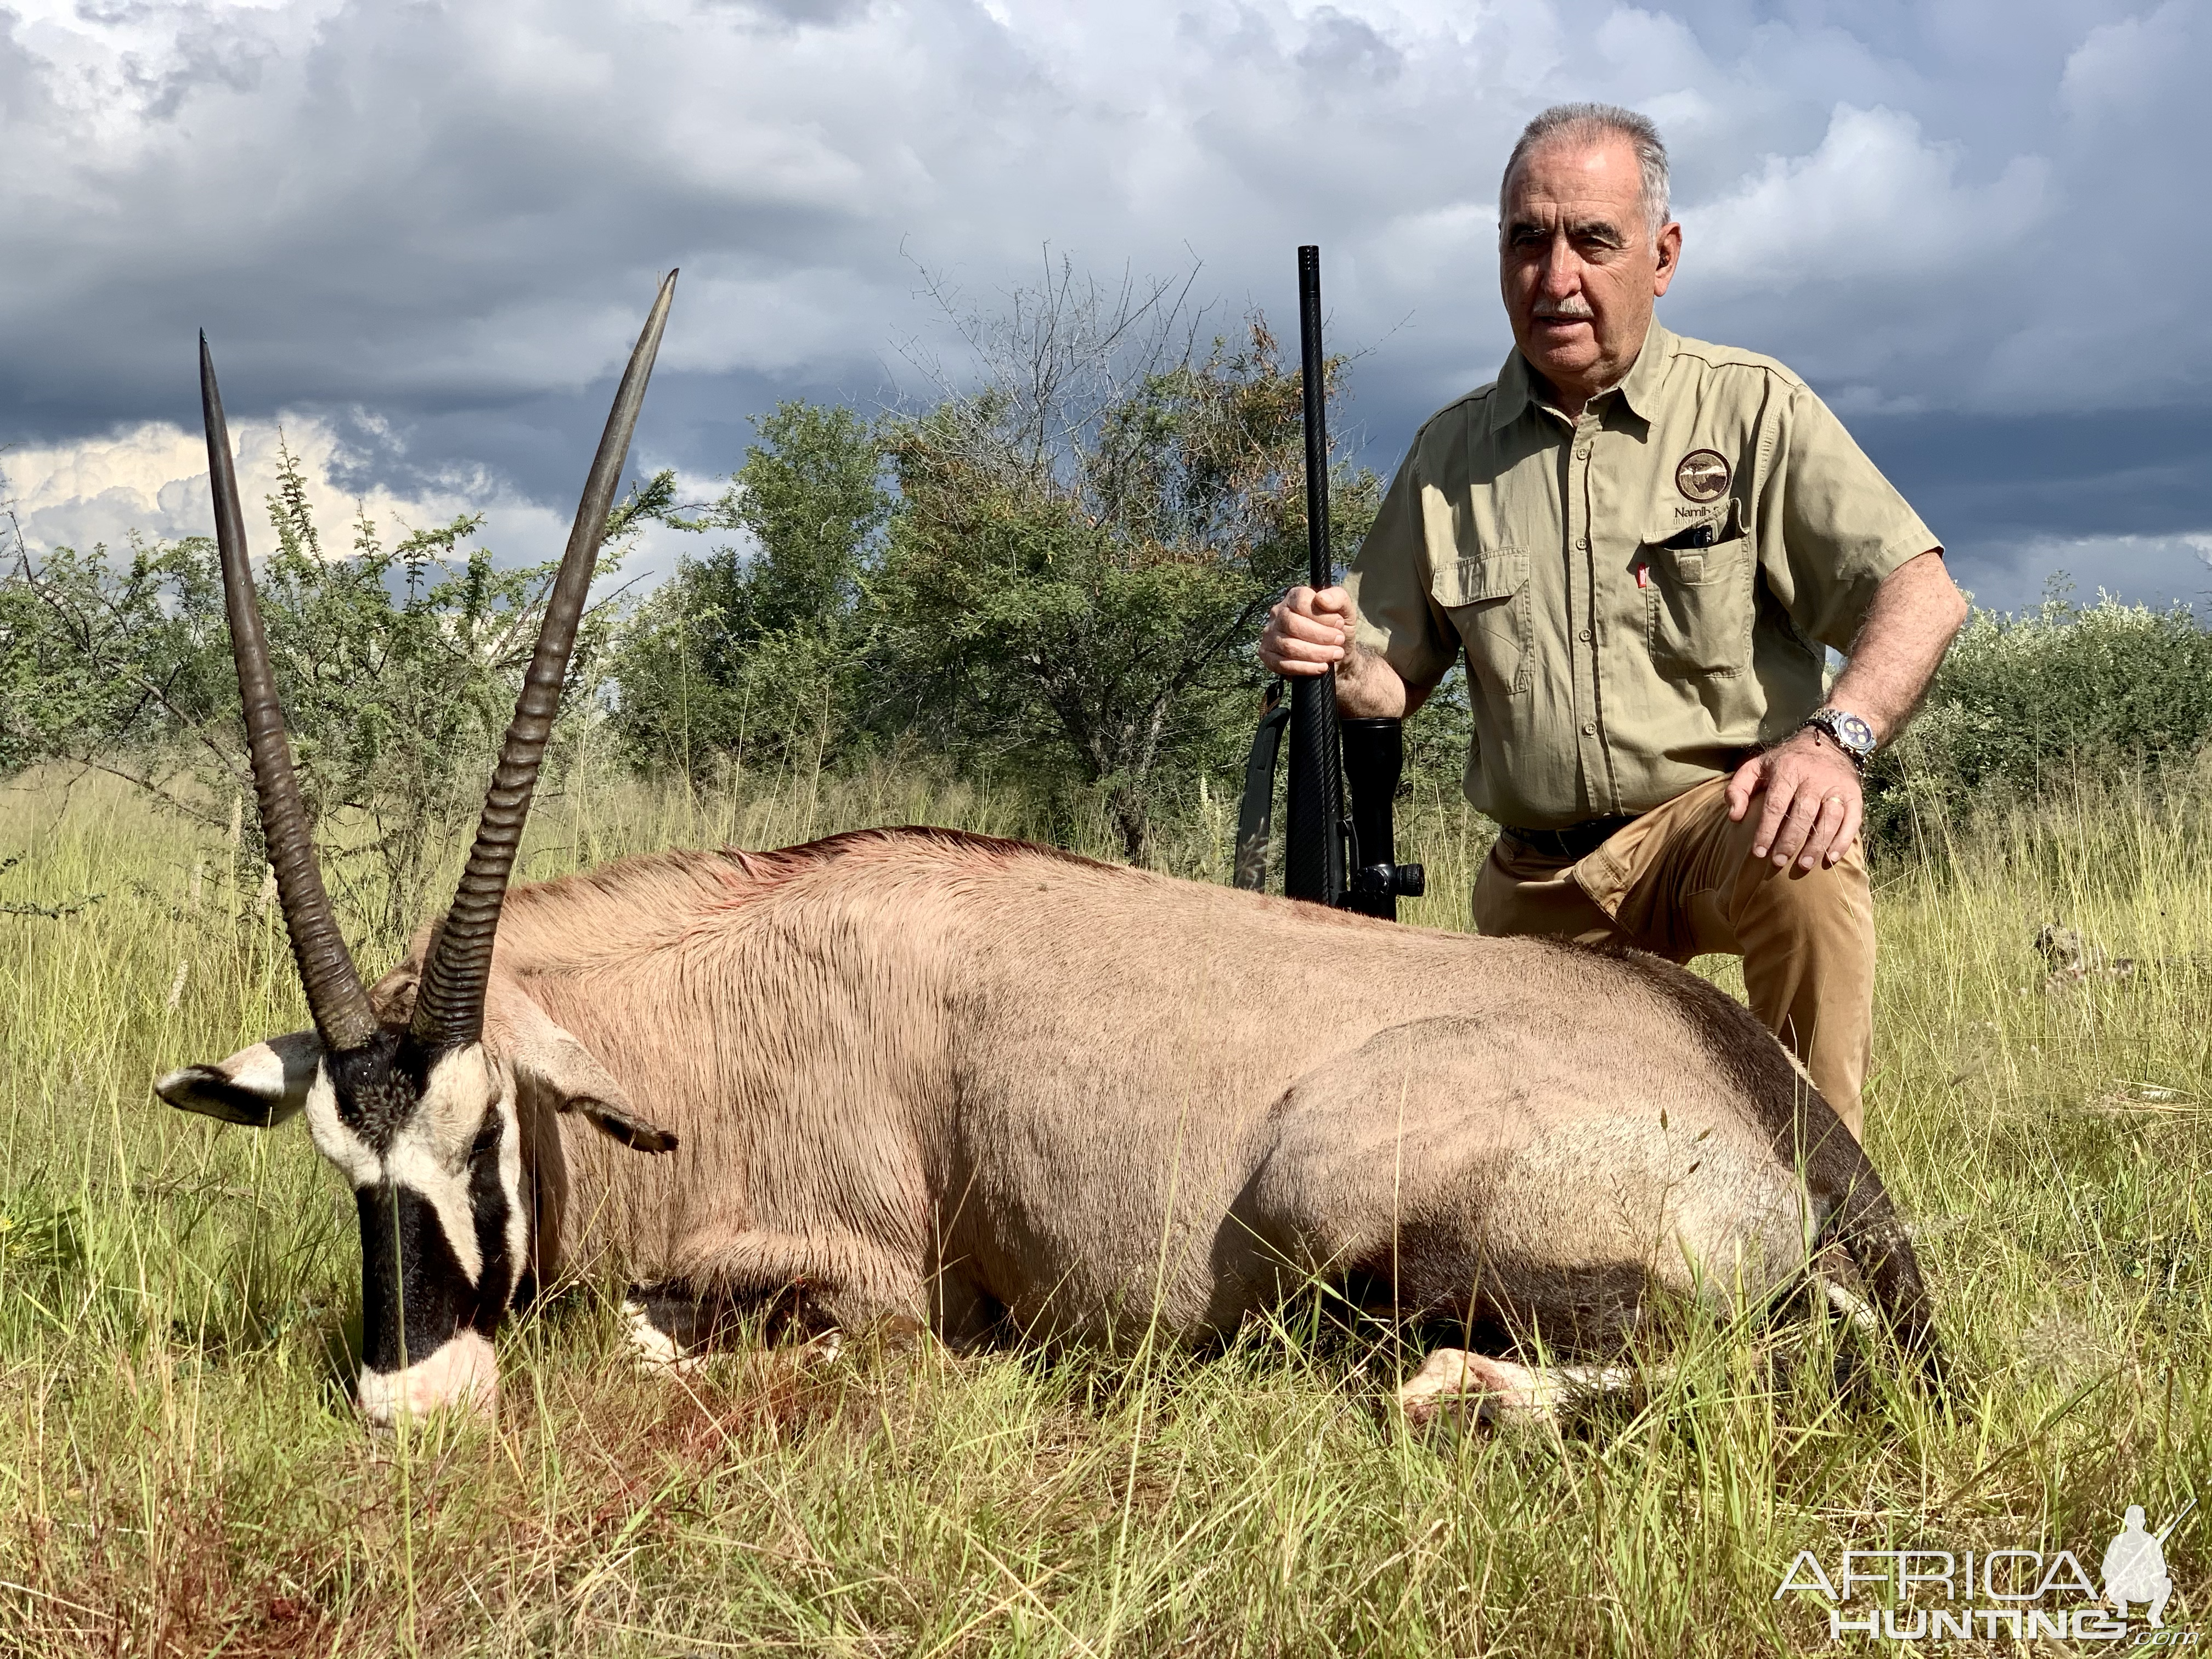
1235, 245, 1423, 918
2156, 1498, 2198, 1543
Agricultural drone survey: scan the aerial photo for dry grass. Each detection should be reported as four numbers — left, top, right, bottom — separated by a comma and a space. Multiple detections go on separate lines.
0, 763, 2204, 1655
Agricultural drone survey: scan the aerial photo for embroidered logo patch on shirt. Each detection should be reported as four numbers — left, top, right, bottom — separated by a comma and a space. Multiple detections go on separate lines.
1675, 449, 1731, 503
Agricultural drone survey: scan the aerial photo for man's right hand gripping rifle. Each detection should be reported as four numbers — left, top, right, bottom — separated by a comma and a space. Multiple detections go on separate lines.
1260, 584, 1427, 721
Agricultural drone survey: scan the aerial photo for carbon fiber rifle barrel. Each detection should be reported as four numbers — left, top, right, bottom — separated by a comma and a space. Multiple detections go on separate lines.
1282, 245, 1347, 907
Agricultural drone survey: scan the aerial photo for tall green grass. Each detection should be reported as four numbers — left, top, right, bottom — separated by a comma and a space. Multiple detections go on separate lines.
0, 764, 2203, 1655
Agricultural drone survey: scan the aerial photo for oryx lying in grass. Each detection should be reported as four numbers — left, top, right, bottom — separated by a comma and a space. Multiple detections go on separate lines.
158, 275, 1938, 1430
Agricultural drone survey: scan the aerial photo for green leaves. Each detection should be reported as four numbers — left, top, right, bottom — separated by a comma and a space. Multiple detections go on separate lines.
610, 402, 892, 779
0, 532, 233, 785
7, 268, 1408, 877
1, 436, 629, 950
606, 270, 1383, 862
1873, 584, 2212, 847
868, 308, 1379, 861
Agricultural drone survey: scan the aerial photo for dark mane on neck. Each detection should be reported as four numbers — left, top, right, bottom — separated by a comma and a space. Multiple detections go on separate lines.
726, 824, 1122, 885
496, 823, 1126, 922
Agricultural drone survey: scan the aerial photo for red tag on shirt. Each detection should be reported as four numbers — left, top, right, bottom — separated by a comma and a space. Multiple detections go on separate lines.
1635, 562, 1651, 589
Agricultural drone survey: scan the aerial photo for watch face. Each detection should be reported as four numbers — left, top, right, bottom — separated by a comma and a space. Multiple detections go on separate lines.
1825, 710, 1875, 754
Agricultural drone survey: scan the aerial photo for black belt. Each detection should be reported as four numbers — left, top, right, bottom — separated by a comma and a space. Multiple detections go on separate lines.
1502, 814, 1639, 861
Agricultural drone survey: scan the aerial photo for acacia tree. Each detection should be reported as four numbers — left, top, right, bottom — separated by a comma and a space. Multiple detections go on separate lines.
2, 440, 644, 945
869, 261, 1380, 862
0, 527, 230, 786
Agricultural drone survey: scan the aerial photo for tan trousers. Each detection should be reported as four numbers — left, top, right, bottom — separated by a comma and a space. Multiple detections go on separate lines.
1472, 776, 1876, 1138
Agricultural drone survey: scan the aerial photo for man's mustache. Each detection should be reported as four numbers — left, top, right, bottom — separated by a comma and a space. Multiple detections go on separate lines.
1532, 297, 1595, 320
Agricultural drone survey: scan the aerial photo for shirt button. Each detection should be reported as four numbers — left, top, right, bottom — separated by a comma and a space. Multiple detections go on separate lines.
1575, 447, 1590, 459
1576, 535, 1590, 549
1581, 721, 1597, 736
1578, 628, 1592, 642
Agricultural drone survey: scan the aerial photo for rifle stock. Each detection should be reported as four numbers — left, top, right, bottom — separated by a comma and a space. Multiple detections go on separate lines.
1341, 717, 1425, 918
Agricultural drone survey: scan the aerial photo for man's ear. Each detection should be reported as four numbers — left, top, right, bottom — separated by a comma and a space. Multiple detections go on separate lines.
1652, 218, 1683, 297
498, 991, 678, 1156
154, 1030, 323, 1127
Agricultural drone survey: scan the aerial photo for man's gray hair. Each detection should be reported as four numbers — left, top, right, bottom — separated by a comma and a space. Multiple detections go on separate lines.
1502, 103, 1672, 237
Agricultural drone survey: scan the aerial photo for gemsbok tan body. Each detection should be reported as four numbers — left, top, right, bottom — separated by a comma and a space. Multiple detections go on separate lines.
157, 275, 1936, 1428
394, 827, 1926, 1350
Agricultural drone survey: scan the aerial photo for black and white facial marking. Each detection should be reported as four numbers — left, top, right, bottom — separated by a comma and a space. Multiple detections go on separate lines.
308, 1034, 528, 1427
159, 1028, 530, 1426
159, 998, 678, 1426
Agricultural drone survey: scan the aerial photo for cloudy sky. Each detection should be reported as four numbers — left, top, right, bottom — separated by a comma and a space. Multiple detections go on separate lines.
1, 0, 2204, 613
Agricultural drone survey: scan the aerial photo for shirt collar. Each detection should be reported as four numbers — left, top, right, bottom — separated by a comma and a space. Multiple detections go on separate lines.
1487, 348, 1539, 433
1611, 320, 1673, 422
1488, 319, 1674, 433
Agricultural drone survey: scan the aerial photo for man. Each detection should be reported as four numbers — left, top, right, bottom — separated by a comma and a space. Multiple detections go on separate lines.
2102, 1506, 2174, 1628
1259, 104, 1967, 1139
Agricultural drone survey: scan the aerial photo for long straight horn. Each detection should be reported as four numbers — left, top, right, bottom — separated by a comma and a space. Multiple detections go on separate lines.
411, 270, 678, 1048
201, 335, 380, 1052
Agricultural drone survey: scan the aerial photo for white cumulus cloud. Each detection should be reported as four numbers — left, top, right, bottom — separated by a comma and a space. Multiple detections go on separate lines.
3, 412, 707, 595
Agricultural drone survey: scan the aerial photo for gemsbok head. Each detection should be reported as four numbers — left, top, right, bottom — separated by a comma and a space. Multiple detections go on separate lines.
155, 274, 679, 1426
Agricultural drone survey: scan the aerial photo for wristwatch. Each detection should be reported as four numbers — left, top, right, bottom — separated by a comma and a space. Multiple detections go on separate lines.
1802, 707, 1876, 772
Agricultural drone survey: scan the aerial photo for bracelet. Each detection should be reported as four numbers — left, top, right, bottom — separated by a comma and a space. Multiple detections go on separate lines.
1801, 706, 1875, 773
1802, 724, 1868, 774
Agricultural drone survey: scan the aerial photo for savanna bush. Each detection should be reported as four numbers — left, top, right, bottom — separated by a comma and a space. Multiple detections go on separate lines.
615, 263, 1386, 864
1, 441, 636, 946
1871, 587, 2212, 847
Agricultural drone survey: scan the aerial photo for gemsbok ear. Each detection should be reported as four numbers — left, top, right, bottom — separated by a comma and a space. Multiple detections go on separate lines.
154, 1029, 323, 1127
496, 988, 678, 1156
560, 1094, 680, 1155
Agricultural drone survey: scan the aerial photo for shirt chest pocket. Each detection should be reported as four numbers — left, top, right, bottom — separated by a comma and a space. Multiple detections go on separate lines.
1640, 508, 1753, 679
1431, 549, 1530, 696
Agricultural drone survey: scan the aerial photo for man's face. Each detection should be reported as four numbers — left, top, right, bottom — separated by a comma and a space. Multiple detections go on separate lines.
1499, 134, 1681, 404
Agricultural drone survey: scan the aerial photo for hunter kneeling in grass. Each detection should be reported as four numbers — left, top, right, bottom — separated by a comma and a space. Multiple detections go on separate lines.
1263, 102, 1968, 1139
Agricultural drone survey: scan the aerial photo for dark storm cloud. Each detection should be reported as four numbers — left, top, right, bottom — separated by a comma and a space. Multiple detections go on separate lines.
0, 0, 2203, 610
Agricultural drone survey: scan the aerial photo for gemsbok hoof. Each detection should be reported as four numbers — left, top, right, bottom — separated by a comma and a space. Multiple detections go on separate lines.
1396, 1348, 1643, 1431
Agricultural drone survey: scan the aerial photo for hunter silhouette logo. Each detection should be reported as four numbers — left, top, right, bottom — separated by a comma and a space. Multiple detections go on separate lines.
2106, 1502, 2192, 1630
1775, 1499, 2196, 1644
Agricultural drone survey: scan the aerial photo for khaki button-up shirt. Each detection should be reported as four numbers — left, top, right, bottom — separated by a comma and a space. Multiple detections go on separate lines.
1346, 323, 1938, 830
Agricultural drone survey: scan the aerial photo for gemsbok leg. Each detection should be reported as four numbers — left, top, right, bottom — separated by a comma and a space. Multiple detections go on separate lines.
1226, 1015, 1916, 1424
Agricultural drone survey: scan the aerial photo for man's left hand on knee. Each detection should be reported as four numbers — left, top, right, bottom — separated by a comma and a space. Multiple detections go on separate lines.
1726, 732, 1864, 872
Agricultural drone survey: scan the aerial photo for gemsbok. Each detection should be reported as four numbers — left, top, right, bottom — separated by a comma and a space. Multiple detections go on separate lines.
157, 274, 1939, 1429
